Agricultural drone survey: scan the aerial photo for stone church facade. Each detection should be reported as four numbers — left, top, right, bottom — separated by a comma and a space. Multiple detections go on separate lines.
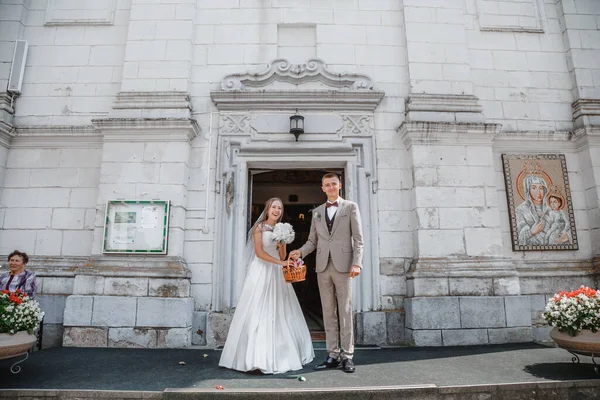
0, 0, 598, 348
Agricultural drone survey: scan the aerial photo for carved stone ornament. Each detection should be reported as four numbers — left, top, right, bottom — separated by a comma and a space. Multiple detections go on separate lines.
221, 59, 374, 91
337, 115, 374, 136
219, 115, 254, 134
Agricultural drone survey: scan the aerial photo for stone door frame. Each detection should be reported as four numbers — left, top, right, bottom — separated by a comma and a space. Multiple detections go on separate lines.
212, 132, 381, 313
210, 58, 385, 314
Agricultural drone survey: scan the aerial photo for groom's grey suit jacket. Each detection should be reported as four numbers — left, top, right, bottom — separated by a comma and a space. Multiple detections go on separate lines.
299, 198, 364, 273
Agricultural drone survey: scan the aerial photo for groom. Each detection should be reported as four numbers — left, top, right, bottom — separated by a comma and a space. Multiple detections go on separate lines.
290, 172, 364, 373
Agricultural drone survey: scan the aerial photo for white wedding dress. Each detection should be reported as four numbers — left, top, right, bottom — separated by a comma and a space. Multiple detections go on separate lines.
218, 228, 315, 374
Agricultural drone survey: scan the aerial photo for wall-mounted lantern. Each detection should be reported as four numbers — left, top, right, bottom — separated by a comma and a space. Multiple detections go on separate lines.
289, 109, 304, 141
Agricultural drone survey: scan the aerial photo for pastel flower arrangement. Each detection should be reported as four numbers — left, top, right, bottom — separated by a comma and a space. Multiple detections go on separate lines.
0, 289, 45, 335
543, 286, 600, 337
272, 222, 295, 244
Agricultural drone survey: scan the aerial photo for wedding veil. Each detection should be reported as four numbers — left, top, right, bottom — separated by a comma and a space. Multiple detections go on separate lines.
242, 209, 266, 271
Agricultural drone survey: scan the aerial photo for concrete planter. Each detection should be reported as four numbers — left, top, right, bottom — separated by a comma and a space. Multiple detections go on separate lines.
549, 327, 600, 355
0, 331, 37, 360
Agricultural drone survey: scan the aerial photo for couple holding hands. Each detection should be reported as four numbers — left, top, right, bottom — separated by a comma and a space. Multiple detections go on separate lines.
219, 173, 364, 375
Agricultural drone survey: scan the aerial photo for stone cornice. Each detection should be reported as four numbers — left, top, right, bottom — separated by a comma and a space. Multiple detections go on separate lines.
407, 257, 517, 278
10, 125, 101, 148
0, 92, 14, 115
399, 121, 501, 148
572, 99, 600, 120
210, 90, 385, 112
572, 99, 600, 128
515, 259, 599, 277
24, 255, 191, 278
0, 123, 14, 148
112, 91, 191, 110
572, 125, 600, 149
0, 92, 15, 148
92, 118, 200, 142
221, 58, 375, 91
493, 130, 577, 152
406, 94, 483, 114
109, 91, 192, 119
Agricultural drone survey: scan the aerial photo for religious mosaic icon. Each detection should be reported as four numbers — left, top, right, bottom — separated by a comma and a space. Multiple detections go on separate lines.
502, 154, 578, 251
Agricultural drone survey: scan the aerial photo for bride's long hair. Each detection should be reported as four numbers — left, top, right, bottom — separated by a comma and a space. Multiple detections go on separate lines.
243, 197, 284, 268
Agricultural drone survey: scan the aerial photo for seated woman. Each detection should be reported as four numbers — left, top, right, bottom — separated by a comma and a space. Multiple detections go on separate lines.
1, 250, 37, 298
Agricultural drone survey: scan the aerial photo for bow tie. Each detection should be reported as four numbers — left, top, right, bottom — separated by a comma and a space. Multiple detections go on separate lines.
326, 201, 338, 208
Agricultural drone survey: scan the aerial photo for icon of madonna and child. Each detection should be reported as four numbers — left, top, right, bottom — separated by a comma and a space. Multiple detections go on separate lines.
502, 154, 578, 251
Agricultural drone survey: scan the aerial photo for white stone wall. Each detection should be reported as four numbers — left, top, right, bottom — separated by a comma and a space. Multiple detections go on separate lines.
0, 1, 27, 90
560, 0, 600, 101
120, 0, 195, 93
466, 0, 575, 132
186, 0, 410, 312
0, 145, 100, 256
0, 0, 598, 348
13, 0, 130, 126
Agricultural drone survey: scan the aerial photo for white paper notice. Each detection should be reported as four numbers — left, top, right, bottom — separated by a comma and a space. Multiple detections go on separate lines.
141, 206, 159, 229
112, 225, 136, 244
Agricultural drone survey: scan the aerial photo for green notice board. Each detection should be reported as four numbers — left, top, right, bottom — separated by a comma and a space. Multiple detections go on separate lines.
103, 200, 170, 254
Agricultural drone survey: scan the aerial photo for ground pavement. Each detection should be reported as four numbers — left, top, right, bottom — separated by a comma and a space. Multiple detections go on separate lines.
1, 343, 599, 399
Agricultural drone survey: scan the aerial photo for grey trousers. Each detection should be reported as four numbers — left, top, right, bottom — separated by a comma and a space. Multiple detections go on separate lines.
317, 259, 353, 360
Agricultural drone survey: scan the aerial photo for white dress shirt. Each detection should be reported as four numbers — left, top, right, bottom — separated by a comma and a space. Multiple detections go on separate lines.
326, 197, 340, 220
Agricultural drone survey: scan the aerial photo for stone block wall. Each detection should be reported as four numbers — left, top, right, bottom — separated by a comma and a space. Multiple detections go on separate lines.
12, 0, 130, 127
35, 274, 74, 349
465, 0, 574, 132
63, 275, 194, 348
0, 0, 599, 349
405, 295, 550, 346
0, 145, 100, 256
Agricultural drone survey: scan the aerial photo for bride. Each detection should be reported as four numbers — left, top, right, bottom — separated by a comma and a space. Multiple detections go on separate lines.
218, 197, 314, 374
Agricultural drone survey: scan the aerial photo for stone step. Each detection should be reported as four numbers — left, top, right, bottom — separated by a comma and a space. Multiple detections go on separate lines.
3, 380, 600, 400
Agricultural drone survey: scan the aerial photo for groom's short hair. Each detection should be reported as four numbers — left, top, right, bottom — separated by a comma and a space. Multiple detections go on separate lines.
322, 172, 340, 183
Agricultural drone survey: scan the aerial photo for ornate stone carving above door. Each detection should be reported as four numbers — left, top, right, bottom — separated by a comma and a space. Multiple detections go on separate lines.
211, 59, 384, 112
220, 59, 374, 91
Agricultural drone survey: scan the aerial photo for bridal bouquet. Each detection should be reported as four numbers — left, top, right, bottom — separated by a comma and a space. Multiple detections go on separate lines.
272, 222, 295, 244
0, 289, 45, 334
543, 286, 600, 336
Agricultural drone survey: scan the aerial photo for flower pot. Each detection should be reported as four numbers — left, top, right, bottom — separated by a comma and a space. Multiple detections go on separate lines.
0, 331, 37, 360
549, 327, 600, 356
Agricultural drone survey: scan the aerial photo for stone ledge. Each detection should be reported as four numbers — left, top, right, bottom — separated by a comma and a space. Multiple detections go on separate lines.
405, 94, 486, 124
162, 380, 600, 399
399, 121, 501, 148
573, 99, 600, 128
2, 381, 600, 399
74, 256, 192, 279
92, 118, 200, 142
210, 90, 385, 112
0, 389, 162, 399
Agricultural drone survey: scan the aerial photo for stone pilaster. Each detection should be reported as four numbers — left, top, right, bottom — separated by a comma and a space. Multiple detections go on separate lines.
399, 121, 514, 296
399, 121, 528, 345
558, 0, 600, 105
403, 0, 482, 124
574, 126, 600, 257
60, 0, 200, 345
62, 110, 199, 347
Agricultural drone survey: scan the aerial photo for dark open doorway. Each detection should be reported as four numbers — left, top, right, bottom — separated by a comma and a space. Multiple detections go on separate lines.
248, 169, 344, 339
